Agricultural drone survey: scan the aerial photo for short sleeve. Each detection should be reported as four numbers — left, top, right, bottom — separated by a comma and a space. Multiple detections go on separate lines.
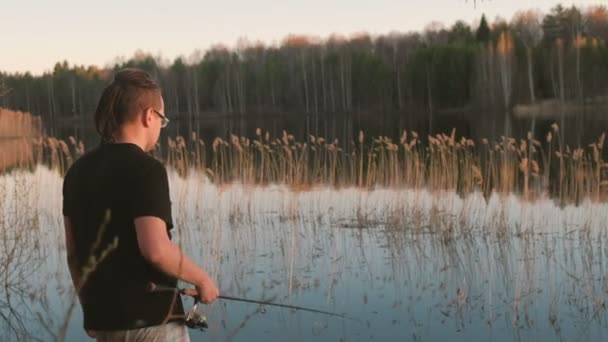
131, 161, 174, 230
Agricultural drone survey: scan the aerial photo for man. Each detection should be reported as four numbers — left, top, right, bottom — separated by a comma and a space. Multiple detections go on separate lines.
62, 68, 219, 341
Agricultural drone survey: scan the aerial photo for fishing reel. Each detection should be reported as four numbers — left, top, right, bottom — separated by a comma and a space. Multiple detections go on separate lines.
185, 311, 208, 331
185, 299, 208, 331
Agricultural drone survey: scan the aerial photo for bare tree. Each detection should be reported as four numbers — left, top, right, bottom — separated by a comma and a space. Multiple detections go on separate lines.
423, 22, 446, 134
584, 6, 608, 97
512, 9, 543, 136
556, 38, 565, 132
466, 0, 487, 9
497, 30, 515, 137
0, 80, 10, 98
585, 6, 608, 41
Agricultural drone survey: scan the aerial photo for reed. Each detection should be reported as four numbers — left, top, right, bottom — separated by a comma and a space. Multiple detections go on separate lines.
162, 126, 606, 205
0, 108, 42, 172
5, 122, 605, 204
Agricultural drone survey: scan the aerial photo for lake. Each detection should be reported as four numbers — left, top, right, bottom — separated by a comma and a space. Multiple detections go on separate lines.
2, 166, 608, 341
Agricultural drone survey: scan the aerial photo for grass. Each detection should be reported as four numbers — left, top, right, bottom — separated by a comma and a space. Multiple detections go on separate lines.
2, 120, 605, 205
161, 125, 606, 205
0, 108, 42, 172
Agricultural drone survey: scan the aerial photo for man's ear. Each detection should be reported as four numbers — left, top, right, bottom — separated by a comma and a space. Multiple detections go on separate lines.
142, 108, 153, 127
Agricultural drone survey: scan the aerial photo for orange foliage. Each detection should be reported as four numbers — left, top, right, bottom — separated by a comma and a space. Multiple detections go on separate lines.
497, 31, 514, 55
283, 34, 314, 47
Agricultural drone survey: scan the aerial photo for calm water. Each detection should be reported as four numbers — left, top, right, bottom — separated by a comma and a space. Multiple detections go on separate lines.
1, 167, 608, 341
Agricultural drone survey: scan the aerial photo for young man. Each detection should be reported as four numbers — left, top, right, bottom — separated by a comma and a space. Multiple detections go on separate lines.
62, 68, 219, 341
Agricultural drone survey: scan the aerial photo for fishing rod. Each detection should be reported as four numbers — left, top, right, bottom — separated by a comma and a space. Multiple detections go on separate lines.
147, 282, 354, 321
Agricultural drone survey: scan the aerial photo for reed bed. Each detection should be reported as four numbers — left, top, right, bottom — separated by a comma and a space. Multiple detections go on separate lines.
0, 108, 42, 172
165, 126, 607, 205
4, 123, 605, 205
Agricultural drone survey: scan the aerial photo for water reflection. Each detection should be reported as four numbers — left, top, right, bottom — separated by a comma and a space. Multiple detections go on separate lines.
0, 169, 61, 341
1, 167, 607, 341
50, 110, 608, 157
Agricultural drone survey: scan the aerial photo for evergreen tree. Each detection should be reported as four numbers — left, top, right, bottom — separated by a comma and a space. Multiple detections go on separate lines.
476, 14, 491, 42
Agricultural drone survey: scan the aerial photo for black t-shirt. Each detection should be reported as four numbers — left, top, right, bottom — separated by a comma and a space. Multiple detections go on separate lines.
62, 142, 184, 331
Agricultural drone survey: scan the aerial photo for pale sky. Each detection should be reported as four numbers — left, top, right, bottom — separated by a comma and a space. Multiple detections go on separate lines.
0, 0, 602, 75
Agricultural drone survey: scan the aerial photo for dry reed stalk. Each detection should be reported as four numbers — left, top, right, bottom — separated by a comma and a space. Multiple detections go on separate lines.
0, 108, 42, 172
7, 123, 604, 205
165, 127, 604, 204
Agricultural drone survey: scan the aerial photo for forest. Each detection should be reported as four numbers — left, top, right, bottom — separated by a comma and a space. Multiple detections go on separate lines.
1, 5, 607, 144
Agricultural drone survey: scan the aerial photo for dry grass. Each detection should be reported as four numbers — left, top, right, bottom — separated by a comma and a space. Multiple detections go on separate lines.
0, 108, 42, 171
164, 126, 606, 205
0, 108, 85, 175
4, 121, 606, 205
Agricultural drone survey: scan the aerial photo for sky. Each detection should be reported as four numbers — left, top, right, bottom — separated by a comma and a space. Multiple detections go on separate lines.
0, 0, 603, 75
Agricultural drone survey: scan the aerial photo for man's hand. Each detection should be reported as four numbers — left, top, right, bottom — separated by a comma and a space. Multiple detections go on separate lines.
195, 278, 220, 304
183, 278, 220, 304
86, 330, 96, 338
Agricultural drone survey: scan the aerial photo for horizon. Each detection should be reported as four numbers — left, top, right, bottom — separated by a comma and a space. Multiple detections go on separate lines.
0, 0, 603, 75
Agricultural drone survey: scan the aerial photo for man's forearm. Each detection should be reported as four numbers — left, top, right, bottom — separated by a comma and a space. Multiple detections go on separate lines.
147, 242, 213, 286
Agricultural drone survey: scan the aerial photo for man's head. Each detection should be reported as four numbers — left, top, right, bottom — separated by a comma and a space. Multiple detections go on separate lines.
94, 68, 167, 151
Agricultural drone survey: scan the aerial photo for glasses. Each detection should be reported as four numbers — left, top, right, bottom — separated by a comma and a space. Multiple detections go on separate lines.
152, 109, 170, 128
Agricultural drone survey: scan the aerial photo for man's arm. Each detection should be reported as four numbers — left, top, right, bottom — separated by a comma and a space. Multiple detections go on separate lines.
134, 216, 219, 303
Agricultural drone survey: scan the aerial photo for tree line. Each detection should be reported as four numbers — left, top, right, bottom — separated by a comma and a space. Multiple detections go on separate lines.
1, 4, 607, 142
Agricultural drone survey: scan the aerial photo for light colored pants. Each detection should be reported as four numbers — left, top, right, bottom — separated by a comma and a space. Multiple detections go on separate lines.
95, 322, 190, 342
